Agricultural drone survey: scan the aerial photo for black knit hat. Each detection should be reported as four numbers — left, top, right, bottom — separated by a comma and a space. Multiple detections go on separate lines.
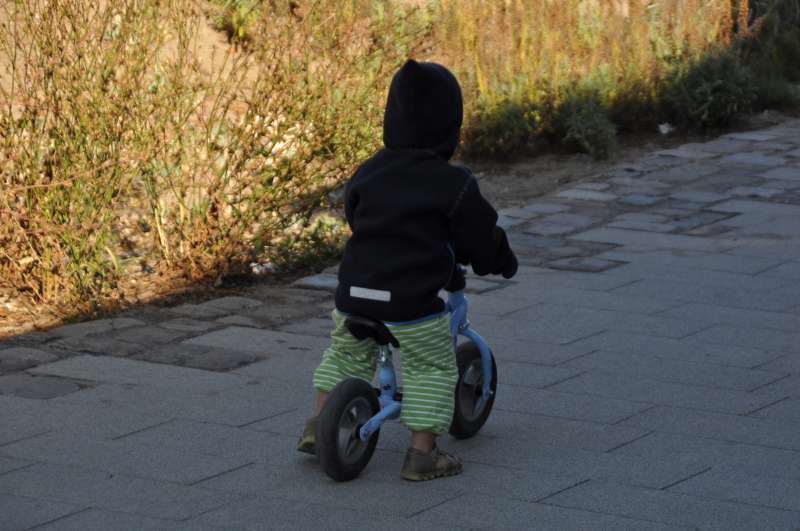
383, 59, 463, 160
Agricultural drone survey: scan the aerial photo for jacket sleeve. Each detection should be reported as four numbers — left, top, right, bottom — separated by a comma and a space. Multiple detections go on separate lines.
448, 174, 517, 277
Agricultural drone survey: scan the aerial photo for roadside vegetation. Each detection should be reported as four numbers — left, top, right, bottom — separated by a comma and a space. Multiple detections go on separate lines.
1, 0, 798, 330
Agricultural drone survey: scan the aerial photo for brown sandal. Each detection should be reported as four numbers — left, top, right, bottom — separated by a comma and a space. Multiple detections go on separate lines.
296, 416, 318, 455
400, 445, 463, 481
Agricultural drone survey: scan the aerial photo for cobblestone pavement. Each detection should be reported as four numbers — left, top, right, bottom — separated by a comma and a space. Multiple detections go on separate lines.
2, 122, 800, 530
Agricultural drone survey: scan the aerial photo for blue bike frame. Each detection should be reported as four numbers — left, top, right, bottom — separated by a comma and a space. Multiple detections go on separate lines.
358, 296, 493, 442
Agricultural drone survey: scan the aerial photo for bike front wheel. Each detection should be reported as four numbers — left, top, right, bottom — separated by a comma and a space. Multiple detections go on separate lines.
450, 341, 497, 439
317, 378, 380, 482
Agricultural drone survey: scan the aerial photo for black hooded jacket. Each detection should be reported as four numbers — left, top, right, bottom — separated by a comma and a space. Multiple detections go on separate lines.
334, 59, 517, 322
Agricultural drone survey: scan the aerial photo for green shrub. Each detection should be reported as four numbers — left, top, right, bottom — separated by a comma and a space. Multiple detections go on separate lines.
665, 52, 757, 131
461, 97, 539, 159
270, 214, 349, 272
555, 92, 618, 160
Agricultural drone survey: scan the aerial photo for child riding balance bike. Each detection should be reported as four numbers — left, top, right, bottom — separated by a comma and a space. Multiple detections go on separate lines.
296, 59, 518, 482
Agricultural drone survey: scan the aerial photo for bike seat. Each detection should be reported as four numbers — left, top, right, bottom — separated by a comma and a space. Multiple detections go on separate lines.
345, 316, 399, 348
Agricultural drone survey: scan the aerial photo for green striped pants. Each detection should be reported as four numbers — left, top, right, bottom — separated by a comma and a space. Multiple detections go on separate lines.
313, 310, 458, 435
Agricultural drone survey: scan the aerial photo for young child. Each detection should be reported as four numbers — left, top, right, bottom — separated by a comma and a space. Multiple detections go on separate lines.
297, 59, 517, 481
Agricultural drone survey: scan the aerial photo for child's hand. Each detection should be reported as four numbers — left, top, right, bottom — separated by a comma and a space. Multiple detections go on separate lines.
502, 251, 518, 279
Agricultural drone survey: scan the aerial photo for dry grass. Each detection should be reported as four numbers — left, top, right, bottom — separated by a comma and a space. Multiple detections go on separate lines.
0, 0, 756, 330
0, 0, 426, 328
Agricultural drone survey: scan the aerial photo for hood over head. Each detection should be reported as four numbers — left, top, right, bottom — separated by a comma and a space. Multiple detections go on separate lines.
383, 59, 463, 160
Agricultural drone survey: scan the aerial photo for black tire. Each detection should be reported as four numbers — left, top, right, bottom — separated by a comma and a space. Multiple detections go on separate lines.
317, 378, 380, 482
449, 341, 497, 439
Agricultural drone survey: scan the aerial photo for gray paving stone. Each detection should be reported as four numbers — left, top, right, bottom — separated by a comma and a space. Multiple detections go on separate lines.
730, 185, 784, 198
0, 463, 242, 520
612, 277, 798, 312
670, 190, 730, 203
712, 198, 800, 215
759, 260, 800, 280
502, 202, 570, 218
643, 162, 719, 184
454, 436, 711, 489
409, 493, 682, 531
658, 302, 800, 333
607, 218, 678, 233
184, 326, 330, 356
759, 166, 800, 181
49, 335, 146, 358
198, 463, 461, 518
31, 355, 245, 392
0, 456, 32, 475
691, 324, 800, 353
545, 256, 624, 272
724, 131, 781, 142
0, 493, 83, 531
564, 350, 782, 391
622, 405, 800, 450
556, 189, 618, 202
481, 313, 604, 345
656, 147, 718, 159
617, 194, 665, 206
508, 304, 708, 339
55, 378, 306, 427
714, 446, 800, 481
758, 351, 800, 373
111, 325, 192, 346
480, 409, 646, 452
573, 227, 738, 252
496, 213, 528, 230
487, 361, 580, 388
1, 431, 251, 484
169, 303, 229, 319
696, 137, 752, 153
32, 509, 213, 531
575, 181, 612, 190
200, 296, 263, 311
0, 347, 58, 372
183, 349, 258, 371
159, 318, 220, 332
568, 331, 782, 368
130, 343, 213, 366
190, 495, 442, 531
609, 431, 747, 462
49, 317, 145, 339
478, 335, 594, 365
511, 285, 684, 315
720, 152, 787, 166
493, 385, 653, 424
116, 418, 303, 464
543, 480, 800, 531
0, 394, 171, 444
552, 370, 775, 414
0, 373, 84, 399
277, 317, 332, 338
752, 398, 800, 422
214, 315, 264, 328
670, 470, 800, 512
597, 248, 783, 275
763, 178, 800, 190
292, 273, 338, 291
509, 265, 640, 291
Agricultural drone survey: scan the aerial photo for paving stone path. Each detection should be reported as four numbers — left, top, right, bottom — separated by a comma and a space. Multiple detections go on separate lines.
2, 122, 800, 530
